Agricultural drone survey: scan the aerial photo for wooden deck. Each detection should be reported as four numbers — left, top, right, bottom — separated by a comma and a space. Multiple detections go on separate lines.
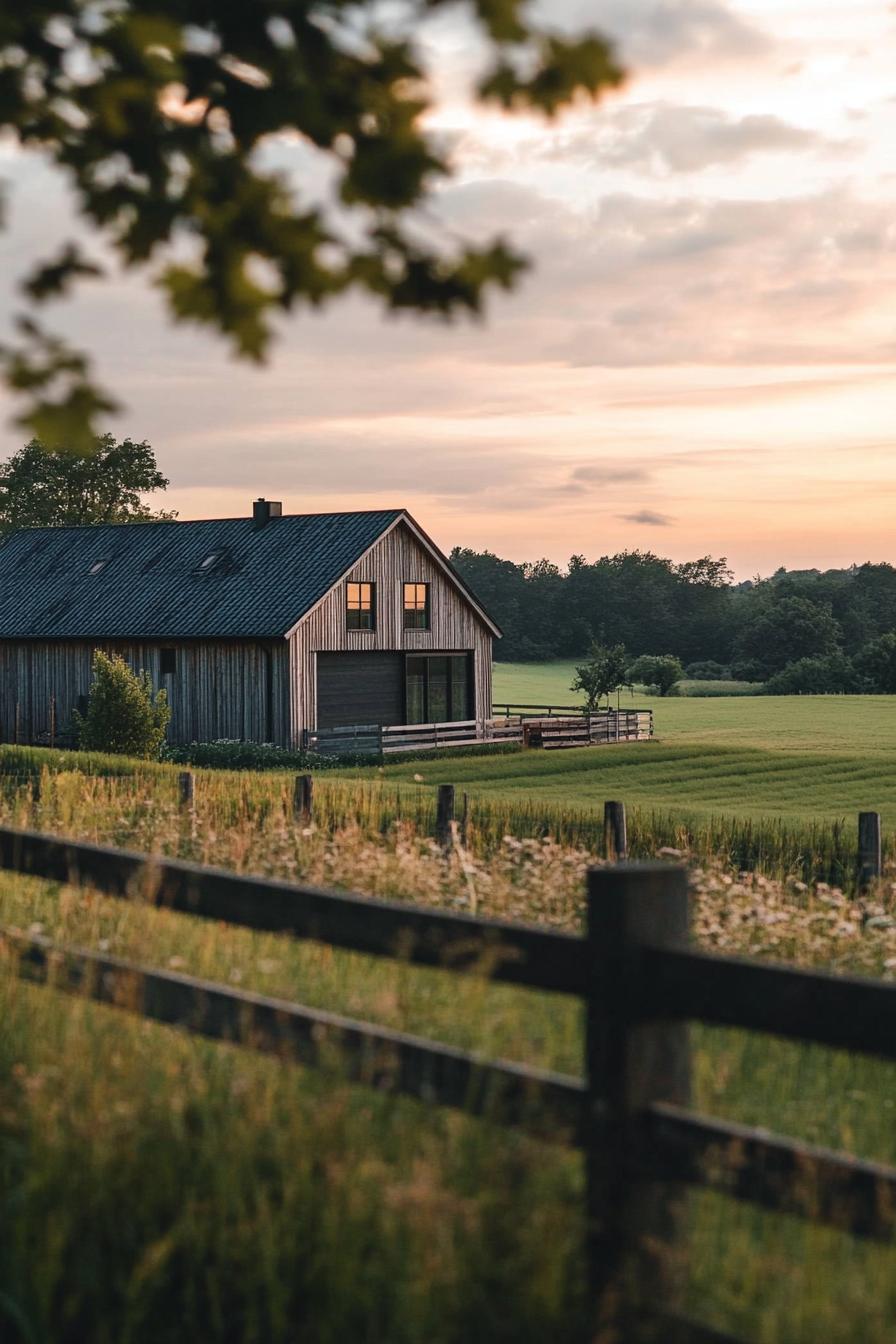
304, 707, 653, 757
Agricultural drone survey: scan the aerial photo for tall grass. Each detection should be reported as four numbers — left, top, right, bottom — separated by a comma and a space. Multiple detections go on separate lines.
0, 744, 891, 890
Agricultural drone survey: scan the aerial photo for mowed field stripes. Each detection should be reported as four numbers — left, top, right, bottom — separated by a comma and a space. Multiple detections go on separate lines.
376, 741, 896, 828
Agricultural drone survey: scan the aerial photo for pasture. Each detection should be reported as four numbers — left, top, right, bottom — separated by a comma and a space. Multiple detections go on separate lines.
0, 756, 895, 1341
373, 664, 896, 831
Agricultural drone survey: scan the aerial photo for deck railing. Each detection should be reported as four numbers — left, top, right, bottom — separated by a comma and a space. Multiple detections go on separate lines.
304, 707, 653, 757
0, 825, 893, 1342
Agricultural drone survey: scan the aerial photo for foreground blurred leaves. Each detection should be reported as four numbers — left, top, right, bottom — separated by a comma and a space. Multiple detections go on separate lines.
0, 2, 624, 449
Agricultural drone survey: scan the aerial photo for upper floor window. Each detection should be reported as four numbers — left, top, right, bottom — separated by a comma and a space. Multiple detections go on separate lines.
403, 582, 430, 630
346, 581, 375, 630
160, 647, 177, 676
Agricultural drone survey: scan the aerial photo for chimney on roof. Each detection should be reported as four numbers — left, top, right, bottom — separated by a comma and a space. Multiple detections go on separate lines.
253, 498, 282, 526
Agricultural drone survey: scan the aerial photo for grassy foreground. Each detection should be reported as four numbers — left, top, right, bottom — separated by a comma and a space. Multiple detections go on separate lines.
1, 762, 896, 1340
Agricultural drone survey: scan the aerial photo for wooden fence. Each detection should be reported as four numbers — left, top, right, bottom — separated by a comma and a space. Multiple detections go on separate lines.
305, 707, 653, 757
0, 825, 894, 1342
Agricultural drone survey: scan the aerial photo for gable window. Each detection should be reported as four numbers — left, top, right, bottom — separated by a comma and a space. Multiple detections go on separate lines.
346, 581, 375, 631
403, 582, 430, 630
87, 558, 109, 575
160, 648, 177, 676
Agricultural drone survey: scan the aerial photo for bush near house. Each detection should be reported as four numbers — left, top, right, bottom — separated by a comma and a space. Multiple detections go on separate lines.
163, 739, 342, 772
75, 651, 170, 758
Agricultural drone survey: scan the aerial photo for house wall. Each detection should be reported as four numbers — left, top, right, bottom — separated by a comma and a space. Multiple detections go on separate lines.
287, 520, 493, 744
0, 640, 291, 747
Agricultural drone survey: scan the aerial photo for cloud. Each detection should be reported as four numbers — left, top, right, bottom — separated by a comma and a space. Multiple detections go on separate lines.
430, 181, 896, 369
568, 464, 651, 484
539, 0, 771, 70
619, 509, 675, 526
568, 104, 845, 175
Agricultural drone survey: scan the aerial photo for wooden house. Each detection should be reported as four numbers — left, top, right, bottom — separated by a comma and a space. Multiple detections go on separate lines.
0, 501, 500, 748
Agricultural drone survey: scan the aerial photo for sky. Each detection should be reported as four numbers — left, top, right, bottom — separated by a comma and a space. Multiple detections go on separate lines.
2, 0, 896, 578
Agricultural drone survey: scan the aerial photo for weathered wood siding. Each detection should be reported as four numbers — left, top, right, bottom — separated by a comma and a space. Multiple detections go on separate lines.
0, 640, 291, 747
288, 520, 493, 744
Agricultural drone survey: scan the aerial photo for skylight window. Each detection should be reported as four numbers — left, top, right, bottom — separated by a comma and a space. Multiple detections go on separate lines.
87, 559, 109, 576
197, 551, 224, 572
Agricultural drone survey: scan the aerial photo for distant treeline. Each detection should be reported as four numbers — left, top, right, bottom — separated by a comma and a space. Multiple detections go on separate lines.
450, 548, 896, 691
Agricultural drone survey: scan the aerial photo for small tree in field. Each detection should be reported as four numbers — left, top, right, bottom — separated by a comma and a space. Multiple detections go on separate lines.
571, 642, 629, 711
76, 651, 170, 758
627, 654, 685, 698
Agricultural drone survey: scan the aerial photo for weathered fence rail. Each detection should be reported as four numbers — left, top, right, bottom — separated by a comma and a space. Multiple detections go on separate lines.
0, 824, 894, 1343
304, 706, 653, 757
0, 826, 585, 992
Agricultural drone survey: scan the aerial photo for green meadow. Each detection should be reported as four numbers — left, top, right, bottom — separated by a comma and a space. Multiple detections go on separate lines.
373, 663, 896, 832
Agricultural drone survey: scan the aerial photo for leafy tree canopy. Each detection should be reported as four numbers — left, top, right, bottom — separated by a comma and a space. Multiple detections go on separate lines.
570, 641, 629, 712
734, 596, 841, 678
627, 654, 684, 698
0, 3, 624, 449
451, 548, 896, 676
854, 632, 896, 695
764, 653, 857, 697
0, 434, 174, 532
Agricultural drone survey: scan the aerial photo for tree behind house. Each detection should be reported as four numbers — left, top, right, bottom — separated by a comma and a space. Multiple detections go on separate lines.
76, 652, 170, 758
0, 435, 174, 534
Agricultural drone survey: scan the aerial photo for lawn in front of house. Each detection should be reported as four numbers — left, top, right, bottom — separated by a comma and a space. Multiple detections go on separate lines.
377, 666, 896, 828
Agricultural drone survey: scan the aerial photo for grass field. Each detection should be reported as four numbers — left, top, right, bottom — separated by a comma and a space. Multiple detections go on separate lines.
493, 660, 763, 704
1, 759, 896, 1340
374, 663, 896, 832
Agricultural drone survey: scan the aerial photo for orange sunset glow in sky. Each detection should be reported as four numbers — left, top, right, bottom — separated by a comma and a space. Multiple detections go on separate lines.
2, 0, 896, 577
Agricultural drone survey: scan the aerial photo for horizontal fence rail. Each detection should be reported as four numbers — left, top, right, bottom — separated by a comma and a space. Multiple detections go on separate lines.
643, 945, 896, 1062
645, 1102, 896, 1242
0, 825, 587, 995
2, 927, 585, 1142
1, 825, 895, 1342
305, 707, 653, 756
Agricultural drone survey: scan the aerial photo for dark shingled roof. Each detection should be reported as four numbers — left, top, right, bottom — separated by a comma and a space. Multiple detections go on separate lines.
0, 510, 404, 639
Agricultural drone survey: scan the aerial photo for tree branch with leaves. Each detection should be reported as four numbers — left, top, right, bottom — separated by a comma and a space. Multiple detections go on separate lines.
0, 2, 624, 450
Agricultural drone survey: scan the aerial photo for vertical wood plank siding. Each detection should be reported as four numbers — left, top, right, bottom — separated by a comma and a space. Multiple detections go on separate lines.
288, 521, 493, 745
0, 641, 290, 747
0, 521, 493, 750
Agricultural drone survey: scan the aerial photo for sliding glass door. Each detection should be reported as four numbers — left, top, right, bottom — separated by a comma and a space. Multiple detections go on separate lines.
405, 654, 472, 724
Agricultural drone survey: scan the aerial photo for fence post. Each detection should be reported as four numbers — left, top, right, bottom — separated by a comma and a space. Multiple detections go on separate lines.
460, 791, 470, 849
604, 800, 628, 861
178, 771, 194, 811
436, 784, 455, 851
294, 774, 314, 822
858, 811, 882, 888
585, 863, 690, 1342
